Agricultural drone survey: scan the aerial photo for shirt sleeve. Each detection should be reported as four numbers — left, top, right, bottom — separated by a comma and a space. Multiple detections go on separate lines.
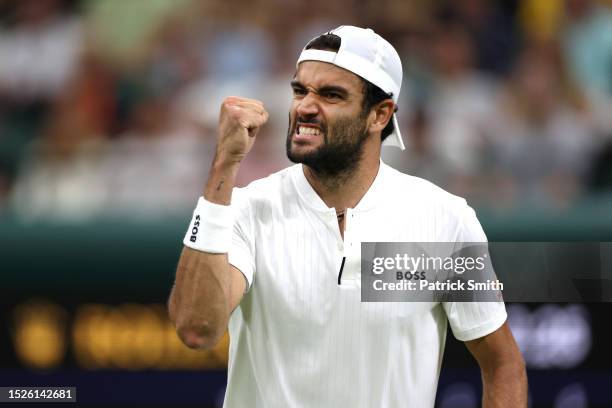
227, 187, 256, 291
442, 202, 507, 342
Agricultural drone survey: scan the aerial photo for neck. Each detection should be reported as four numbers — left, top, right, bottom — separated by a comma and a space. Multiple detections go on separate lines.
303, 150, 381, 212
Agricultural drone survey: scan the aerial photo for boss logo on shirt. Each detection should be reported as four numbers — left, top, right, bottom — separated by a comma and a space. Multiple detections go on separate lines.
190, 215, 201, 242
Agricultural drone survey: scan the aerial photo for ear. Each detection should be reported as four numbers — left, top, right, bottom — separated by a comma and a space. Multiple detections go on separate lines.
367, 99, 395, 134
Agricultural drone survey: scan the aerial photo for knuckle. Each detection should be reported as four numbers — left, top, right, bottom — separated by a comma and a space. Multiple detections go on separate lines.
220, 104, 232, 114
222, 96, 242, 109
228, 106, 243, 119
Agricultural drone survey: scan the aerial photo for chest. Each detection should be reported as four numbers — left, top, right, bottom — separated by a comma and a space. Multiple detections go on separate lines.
248, 208, 440, 328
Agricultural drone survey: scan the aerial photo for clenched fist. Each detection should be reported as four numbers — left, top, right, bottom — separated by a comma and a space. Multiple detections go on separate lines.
216, 96, 269, 163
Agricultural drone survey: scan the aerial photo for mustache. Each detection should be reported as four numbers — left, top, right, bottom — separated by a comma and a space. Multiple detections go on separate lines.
297, 117, 322, 126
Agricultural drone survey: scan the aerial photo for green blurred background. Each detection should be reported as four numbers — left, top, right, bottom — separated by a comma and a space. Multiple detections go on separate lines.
1, 0, 612, 406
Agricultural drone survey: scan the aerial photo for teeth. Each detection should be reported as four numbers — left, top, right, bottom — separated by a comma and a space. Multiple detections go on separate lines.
298, 126, 320, 136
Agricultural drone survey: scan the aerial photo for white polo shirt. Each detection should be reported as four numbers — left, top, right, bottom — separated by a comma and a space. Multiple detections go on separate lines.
224, 161, 506, 408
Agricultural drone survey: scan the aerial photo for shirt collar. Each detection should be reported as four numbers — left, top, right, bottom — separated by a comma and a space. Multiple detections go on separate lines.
290, 159, 391, 213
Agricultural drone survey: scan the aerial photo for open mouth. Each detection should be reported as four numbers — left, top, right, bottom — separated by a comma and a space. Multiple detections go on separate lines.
297, 125, 322, 136
293, 122, 324, 144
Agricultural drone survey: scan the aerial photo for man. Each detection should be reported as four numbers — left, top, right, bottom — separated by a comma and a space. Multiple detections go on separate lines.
169, 26, 527, 407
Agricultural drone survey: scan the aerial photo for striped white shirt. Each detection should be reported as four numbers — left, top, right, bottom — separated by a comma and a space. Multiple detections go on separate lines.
224, 161, 506, 407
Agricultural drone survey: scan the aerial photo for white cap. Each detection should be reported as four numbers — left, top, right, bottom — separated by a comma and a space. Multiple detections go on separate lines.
297, 25, 405, 150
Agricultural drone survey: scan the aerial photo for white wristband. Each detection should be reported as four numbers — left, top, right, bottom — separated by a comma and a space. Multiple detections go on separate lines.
183, 197, 233, 253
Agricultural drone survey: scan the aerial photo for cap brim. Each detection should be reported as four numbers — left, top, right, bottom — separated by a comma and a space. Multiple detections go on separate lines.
381, 114, 405, 150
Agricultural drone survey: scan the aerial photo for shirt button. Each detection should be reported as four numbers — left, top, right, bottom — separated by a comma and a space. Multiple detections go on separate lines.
337, 242, 343, 251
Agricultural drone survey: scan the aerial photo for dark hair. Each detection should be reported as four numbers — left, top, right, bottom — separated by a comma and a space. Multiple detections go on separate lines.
304, 34, 395, 142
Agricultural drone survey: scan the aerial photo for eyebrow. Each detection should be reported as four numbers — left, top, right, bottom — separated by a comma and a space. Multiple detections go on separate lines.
290, 80, 350, 98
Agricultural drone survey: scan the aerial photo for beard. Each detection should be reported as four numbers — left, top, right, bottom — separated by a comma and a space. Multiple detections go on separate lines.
285, 111, 369, 180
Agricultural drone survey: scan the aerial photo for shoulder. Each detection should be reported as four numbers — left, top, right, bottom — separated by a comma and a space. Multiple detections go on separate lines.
231, 165, 297, 207
381, 163, 483, 239
382, 163, 468, 211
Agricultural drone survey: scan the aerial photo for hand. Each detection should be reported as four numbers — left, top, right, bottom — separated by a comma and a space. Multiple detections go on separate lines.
215, 96, 269, 164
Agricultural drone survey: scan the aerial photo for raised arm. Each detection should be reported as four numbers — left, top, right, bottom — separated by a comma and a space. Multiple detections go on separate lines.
465, 322, 528, 407
168, 97, 268, 349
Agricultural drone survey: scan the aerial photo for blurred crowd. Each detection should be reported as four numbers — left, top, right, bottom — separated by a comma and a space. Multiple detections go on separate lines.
1, 0, 612, 220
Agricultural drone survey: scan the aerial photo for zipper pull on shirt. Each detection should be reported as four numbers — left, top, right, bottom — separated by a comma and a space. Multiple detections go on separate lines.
337, 256, 346, 285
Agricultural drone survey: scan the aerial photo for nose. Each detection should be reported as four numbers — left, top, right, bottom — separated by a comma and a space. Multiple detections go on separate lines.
296, 91, 319, 119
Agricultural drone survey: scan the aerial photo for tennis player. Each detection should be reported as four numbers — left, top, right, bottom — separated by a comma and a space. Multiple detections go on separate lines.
169, 25, 527, 407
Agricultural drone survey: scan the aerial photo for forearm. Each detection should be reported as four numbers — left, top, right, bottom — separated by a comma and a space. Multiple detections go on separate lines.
204, 156, 241, 205
169, 157, 240, 348
482, 360, 528, 407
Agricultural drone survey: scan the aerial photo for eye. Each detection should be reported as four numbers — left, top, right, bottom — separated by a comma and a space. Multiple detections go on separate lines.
292, 87, 307, 97
322, 91, 342, 101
